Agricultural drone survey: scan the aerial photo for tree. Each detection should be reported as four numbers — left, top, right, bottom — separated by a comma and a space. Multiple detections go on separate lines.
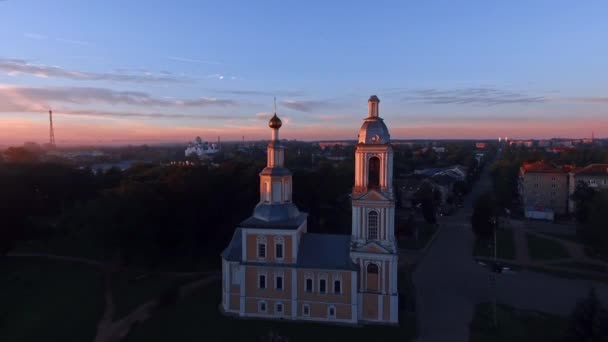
415, 181, 438, 224
578, 190, 608, 257
572, 181, 597, 224
3, 146, 41, 163
471, 192, 497, 239
565, 288, 608, 342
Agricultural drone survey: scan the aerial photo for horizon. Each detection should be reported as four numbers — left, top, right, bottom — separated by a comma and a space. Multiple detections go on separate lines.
1, 1, 607, 145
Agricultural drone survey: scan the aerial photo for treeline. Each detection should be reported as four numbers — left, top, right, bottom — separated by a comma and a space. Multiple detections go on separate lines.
0, 155, 354, 270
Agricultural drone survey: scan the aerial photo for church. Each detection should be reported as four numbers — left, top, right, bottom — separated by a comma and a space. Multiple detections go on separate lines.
221, 95, 399, 325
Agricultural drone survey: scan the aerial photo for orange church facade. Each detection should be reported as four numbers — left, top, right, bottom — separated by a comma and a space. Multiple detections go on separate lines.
221, 96, 399, 324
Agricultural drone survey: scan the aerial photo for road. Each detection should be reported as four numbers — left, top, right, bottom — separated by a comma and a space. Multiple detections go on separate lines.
412, 161, 608, 342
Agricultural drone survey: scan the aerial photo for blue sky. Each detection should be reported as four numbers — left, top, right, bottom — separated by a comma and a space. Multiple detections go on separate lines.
1, 0, 607, 144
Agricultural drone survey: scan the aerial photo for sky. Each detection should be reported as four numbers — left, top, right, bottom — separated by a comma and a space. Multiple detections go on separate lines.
0, 0, 607, 145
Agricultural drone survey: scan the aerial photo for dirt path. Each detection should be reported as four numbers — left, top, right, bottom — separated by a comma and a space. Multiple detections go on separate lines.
93, 270, 220, 342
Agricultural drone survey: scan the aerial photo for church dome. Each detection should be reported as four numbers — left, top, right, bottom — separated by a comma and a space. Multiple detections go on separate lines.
358, 117, 390, 144
269, 113, 282, 129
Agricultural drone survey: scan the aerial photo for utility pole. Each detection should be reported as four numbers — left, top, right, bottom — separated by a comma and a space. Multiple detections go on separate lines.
49, 110, 56, 148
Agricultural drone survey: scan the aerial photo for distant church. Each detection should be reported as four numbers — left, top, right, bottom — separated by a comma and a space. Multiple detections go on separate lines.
221, 96, 399, 324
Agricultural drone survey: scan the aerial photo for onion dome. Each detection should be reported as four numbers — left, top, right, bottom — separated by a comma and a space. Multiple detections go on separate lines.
269, 113, 282, 129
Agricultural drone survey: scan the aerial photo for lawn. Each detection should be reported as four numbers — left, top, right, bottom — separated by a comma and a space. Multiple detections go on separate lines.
1, 257, 417, 342
0, 258, 104, 342
526, 233, 571, 261
125, 279, 418, 342
473, 228, 516, 260
470, 303, 567, 342
111, 271, 202, 317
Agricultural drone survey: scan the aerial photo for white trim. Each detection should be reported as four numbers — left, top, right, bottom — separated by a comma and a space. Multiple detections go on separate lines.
256, 235, 267, 260
304, 272, 314, 293
258, 300, 268, 313
274, 236, 285, 261
318, 273, 328, 294
390, 295, 398, 323
378, 294, 383, 321
327, 305, 336, 319
274, 272, 285, 291
351, 271, 358, 322
292, 231, 298, 261
257, 272, 268, 290
302, 303, 311, 317
351, 252, 396, 261
332, 278, 342, 295
291, 268, 298, 318
241, 231, 247, 262
275, 302, 284, 316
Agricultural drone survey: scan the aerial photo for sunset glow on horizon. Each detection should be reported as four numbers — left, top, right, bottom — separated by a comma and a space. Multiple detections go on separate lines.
1, 1, 607, 146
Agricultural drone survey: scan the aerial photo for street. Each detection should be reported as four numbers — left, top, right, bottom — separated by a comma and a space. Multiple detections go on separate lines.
412, 161, 608, 342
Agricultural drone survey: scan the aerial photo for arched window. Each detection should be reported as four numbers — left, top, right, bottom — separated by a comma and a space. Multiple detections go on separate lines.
368, 211, 379, 240
367, 263, 379, 274
368, 157, 380, 188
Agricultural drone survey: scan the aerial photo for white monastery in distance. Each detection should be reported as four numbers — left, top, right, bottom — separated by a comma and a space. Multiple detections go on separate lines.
221, 95, 399, 325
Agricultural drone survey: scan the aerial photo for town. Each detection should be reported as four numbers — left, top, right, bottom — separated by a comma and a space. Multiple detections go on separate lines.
2, 1, 608, 342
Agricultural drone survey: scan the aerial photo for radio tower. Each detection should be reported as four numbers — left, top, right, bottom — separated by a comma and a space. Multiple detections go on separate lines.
49, 110, 56, 148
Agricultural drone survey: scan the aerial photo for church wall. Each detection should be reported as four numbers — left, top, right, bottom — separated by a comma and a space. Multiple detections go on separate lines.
362, 293, 378, 320
383, 295, 390, 321
229, 294, 240, 311
296, 269, 353, 305
245, 233, 294, 263
244, 298, 292, 317
244, 266, 293, 300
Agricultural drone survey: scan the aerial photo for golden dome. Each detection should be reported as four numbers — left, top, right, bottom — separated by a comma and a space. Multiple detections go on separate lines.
269, 113, 282, 129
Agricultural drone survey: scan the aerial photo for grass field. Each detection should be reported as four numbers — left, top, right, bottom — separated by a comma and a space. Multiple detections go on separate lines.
125, 280, 417, 342
526, 233, 571, 261
2, 257, 417, 342
473, 229, 516, 260
470, 303, 567, 342
0, 258, 104, 342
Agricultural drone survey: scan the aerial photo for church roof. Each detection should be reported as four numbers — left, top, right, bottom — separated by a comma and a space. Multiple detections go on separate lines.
296, 233, 357, 271
239, 212, 308, 230
358, 117, 390, 144
221, 228, 242, 261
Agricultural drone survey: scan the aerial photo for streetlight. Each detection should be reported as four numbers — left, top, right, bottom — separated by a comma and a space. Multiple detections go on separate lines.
490, 216, 498, 327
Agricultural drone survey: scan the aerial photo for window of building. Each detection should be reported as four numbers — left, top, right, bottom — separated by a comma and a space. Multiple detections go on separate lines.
367, 263, 379, 274
328, 305, 336, 318
305, 277, 313, 292
274, 237, 284, 260
302, 304, 310, 316
258, 300, 267, 313
551, 176, 556, 181
258, 274, 266, 289
276, 302, 283, 315
319, 278, 327, 294
534, 183, 539, 188
275, 275, 283, 290
552, 183, 557, 189
334, 280, 342, 294
257, 236, 267, 259
551, 191, 556, 197
368, 211, 379, 240
368, 157, 380, 188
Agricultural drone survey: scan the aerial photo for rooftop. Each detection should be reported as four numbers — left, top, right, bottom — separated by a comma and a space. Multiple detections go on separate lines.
521, 160, 566, 174
574, 164, 608, 176
296, 233, 357, 270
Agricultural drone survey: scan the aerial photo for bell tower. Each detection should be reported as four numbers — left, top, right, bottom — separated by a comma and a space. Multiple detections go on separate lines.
350, 95, 398, 324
